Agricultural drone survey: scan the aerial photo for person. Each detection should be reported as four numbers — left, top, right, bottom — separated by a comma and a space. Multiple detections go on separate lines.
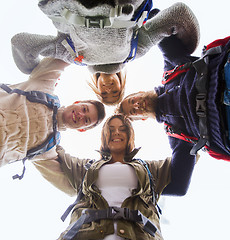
33, 114, 197, 239
0, 57, 105, 170
117, 35, 230, 161
11, 2, 200, 104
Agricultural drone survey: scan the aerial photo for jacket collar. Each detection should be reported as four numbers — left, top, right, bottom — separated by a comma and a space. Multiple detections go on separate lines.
96, 147, 141, 162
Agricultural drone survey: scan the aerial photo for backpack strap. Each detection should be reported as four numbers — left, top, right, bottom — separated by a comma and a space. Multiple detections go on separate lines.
62, 207, 160, 240
61, 160, 95, 222
48, 0, 152, 29
137, 159, 162, 216
0, 84, 61, 179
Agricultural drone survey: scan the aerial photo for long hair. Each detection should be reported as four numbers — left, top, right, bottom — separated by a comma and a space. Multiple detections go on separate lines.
100, 114, 135, 155
88, 70, 127, 106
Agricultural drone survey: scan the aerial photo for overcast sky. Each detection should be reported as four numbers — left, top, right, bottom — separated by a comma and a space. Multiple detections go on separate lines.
0, 1, 229, 239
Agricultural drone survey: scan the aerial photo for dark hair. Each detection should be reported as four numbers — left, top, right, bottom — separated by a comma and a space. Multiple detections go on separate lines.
100, 114, 135, 155
81, 100, 105, 130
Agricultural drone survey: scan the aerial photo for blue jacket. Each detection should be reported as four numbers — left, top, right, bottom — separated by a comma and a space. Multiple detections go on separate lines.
155, 36, 230, 158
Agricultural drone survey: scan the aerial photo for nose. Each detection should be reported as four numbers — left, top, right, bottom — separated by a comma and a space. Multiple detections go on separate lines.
77, 111, 84, 119
104, 86, 112, 93
113, 128, 120, 135
133, 102, 140, 109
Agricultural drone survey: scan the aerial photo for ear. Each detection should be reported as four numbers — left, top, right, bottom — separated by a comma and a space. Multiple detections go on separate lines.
73, 101, 80, 104
77, 129, 86, 132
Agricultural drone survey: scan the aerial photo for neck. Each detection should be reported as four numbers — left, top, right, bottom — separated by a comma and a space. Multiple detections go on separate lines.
109, 151, 125, 164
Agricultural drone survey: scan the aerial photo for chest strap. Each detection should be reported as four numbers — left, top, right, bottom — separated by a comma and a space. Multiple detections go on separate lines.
63, 207, 159, 240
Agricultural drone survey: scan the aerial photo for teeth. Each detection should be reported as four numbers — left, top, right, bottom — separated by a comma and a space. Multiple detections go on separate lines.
113, 139, 122, 142
72, 111, 76, 123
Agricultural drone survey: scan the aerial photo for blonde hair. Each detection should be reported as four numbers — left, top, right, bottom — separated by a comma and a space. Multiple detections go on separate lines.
87, 70, 127, 106
100, 114, 135, 155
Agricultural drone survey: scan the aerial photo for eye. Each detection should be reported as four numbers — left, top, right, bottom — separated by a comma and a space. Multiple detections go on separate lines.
112, 91, 118, 94
119, 126, 127, 132
85, 118, 89, 125
101, 92, 107, 96
82, 106, 86, 113
131, 99, 134, 104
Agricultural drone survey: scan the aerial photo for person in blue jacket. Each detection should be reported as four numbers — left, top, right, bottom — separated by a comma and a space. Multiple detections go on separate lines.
117, 35, 230, 162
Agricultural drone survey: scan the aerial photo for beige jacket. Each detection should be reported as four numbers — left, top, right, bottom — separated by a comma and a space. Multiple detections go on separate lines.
0, 58, 68, 167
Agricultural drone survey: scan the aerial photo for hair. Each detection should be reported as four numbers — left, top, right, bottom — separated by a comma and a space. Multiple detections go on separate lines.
100, 114, 135, 155
80, 100, 105, 130
87, 70, 127, 106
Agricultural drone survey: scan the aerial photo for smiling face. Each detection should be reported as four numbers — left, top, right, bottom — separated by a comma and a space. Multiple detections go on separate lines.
62, 102, 98, 130
108, 117, 128, 155
120, 91, 157, 120
97, 73, 121, 103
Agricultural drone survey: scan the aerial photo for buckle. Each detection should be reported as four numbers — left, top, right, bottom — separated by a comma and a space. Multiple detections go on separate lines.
85, 17, 105, 28
108, 207, 130, 220
196, 93, 207, 117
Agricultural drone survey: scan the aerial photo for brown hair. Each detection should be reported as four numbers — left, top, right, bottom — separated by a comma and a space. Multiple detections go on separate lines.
100, 114, 135, 155
87, 70, 127, 106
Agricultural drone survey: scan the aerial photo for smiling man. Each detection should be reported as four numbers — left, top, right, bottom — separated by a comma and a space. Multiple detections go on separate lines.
0, 57, 105, 168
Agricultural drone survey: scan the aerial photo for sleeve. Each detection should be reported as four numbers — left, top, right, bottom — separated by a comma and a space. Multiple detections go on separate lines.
27, 57, 69, 93
147, 157, 172, 196
162, 137, 197, 196
32, 145, 90, 196
32, 148, 78, 196
137, 2, 200, 58
11, 32, 73, 75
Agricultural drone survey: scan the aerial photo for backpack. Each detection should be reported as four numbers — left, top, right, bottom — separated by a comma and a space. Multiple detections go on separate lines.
0, 84, 61, 179
60, 0, 153, 66
162, 36, 230, 161
60, 158, 161, 239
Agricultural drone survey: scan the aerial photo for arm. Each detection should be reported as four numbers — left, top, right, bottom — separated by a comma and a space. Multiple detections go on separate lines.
32, 145, 90, 196
137, 2, 200, 58
32, 148, 77, 196
25, 57, 69, 93
11, 32, 73, 74
162, 137, 197, 196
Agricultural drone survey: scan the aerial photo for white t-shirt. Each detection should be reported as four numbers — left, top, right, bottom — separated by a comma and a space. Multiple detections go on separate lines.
96, 162, 138, 240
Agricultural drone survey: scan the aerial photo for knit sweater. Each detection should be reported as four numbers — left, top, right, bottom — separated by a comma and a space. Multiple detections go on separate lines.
11, 2, 200, 74
0, 58, 68, 167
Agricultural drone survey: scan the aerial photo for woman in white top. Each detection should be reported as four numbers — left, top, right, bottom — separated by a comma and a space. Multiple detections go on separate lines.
34, 114, 197, 239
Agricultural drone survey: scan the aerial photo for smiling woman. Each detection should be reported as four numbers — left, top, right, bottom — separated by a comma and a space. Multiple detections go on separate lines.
32, 114, 197, 240
88, 70, 127, 105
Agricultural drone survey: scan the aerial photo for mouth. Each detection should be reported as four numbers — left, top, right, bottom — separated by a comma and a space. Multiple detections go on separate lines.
72, 110, 77, 123
111, 138, 123, 142
139, 100, 146, 112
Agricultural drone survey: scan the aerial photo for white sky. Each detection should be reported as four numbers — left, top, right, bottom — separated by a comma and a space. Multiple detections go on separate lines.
0, 1, 229, 239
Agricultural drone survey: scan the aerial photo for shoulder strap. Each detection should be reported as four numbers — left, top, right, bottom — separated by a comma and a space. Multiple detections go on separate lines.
162, 62, 192, 85
0, 84, 61, 179
137, 159, 162, 216
48, 0, 153, 29
0, 84, 60, 109
61, 160, 95, 222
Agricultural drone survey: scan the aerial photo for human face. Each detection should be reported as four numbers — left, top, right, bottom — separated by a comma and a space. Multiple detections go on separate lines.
97, 73, 121, 103
121, 92, 150, 119
108, 118, 128, 154
62, 103, 98, 130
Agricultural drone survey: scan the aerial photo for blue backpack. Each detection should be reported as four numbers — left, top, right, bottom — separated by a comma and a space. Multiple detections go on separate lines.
0, 84, 61, 179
